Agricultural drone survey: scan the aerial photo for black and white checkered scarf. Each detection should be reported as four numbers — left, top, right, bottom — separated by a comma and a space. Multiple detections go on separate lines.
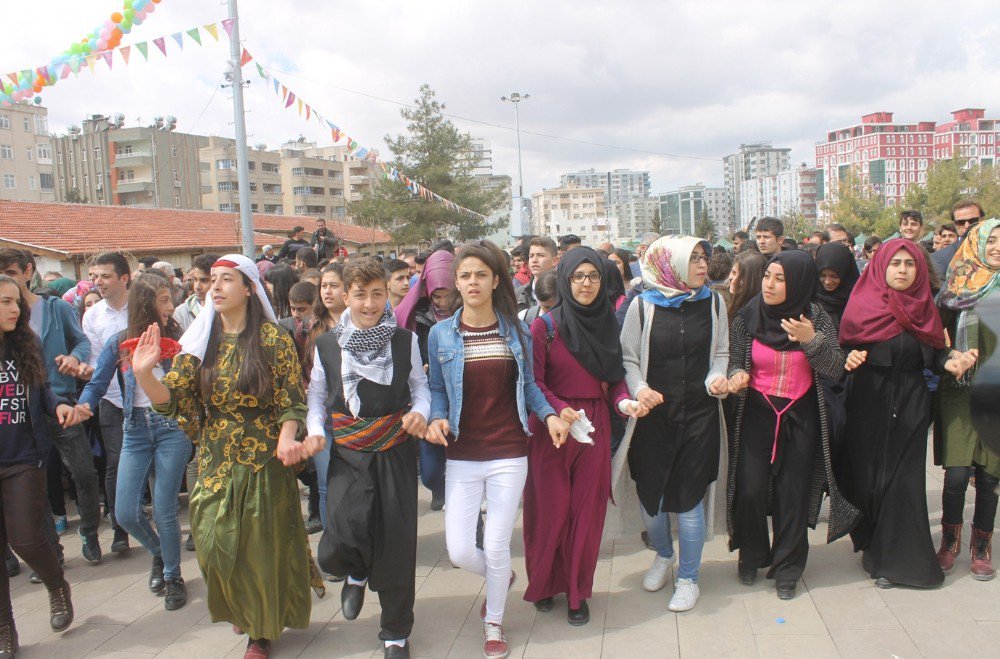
333, 304, 397, 416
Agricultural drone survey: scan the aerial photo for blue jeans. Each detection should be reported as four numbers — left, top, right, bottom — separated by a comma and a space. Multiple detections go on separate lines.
116, 408, 190, 580
640, 498, 706, 582
419, 439, 446, 500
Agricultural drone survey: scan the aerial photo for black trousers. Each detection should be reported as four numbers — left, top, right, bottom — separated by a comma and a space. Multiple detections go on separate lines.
942, 465, 1000, 531
0, 465, 66, 622
734, 391, 819, 583
319, 441, 417, 641
98, 400, 125, 533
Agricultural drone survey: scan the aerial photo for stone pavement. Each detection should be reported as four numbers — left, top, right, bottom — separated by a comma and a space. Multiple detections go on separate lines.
8, 454, 1000, 658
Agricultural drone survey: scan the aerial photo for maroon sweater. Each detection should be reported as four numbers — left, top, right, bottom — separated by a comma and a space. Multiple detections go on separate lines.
447, 322, 530, 461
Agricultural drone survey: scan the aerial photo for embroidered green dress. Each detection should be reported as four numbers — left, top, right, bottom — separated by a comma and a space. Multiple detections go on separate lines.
153, 323, 311, 640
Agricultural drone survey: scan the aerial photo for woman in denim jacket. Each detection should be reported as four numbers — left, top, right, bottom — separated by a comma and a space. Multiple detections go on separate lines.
75, 273, 189, 612
424, 241, 569, 659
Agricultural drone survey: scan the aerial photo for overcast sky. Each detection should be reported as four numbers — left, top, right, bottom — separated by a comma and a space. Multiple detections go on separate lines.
3, 0, 999, 199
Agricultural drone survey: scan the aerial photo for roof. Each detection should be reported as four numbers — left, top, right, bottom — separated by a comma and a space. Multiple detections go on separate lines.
0, 200, 393, 258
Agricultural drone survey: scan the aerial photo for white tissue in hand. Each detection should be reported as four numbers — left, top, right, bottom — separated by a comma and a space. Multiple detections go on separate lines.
569, 409, 596, 445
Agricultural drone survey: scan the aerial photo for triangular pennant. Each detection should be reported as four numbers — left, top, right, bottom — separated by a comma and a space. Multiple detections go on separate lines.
240, 48, 253, 67
85, 55, 96, 72
153, 37, 167, 56
68, 58, 81, 74
285, 91, 295, 109
272, 78, 279, 95
186, 28, 202, 46
119, 45, 131, 65
7, 73, 18, 87
36, 66, 50, 83
221, 18, 235, 38
60, 64, 71, 79
101, 51, 113, 70
255, 62, 266, 79
280, 85, 288, 102
171, 33, 184, 50
136, 41, 149, 60
203, 23, 219, 41
296, 98, 303, 115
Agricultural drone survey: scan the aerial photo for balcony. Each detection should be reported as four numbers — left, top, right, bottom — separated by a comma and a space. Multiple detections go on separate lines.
115, 180, 153, 194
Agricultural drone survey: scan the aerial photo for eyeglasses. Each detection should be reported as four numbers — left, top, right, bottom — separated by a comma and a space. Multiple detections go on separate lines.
954, 217, 981, 226
689, 254, 709, 264
570, 272, 602, 284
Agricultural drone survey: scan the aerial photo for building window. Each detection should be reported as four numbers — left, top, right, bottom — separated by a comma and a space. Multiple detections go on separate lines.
0, 145, 11, 160
261, 163, 279, 175
264, 204, 281, 214
248, 161, 256, 171
171, 145, 177, 157
218, 181, 237, 192
37, 144, 50, 160
0, 115, 7, 130
39, 173, 53, 190
25, 147, 32, 161
217, 159, 234, 170
219, 202, 239, 212
174, 194, 181, 207
81, 148, 86, 162
83, 173, 88, 188
22, 118, 30, 132
94, 147, 101, 161
251, 203, 258, 212
3, 174, 14, 189
34, 116, 47, 134
263, 183, 281, 194
28, 176, 35, 190
117, 144, 132, 156
172, 169, 178, 180
57, 151, 63, 165
117, 169, 135, 182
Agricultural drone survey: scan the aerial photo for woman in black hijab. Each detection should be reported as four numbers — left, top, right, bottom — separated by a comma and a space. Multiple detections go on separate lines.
814, 243, 860, 331
603, 257, 627, 311
522, 247, 638, 625
726, 251, 859, 600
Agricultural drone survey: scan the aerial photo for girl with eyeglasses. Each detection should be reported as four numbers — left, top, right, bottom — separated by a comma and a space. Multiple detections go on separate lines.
726, 250, 859, 601
612, 236, 729, 612
521, 247, 640, 625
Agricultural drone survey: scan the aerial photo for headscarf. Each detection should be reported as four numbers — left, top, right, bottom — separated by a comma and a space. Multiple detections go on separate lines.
938, 218, 1000, 311
47, 278, 76, 298
61, 280, 94, 306
603, 257, 626, 307
740, 250, 818, 351
333, 304, 397, 417
256, 259, 275, 279
814, 242, 860, 320
394, 250, 454, 330
549, 247, 625, 382
840, 239, 945, 349
179, 254, 276, 361
638, 236, 712, 308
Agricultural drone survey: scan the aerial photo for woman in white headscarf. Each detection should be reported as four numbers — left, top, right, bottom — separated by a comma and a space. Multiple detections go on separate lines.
130, 254, 324, 659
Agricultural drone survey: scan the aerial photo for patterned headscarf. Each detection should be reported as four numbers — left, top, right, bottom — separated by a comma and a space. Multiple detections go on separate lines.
939, 218, 1000, 311
333, 304, 397, 417
638, 236, 712, 308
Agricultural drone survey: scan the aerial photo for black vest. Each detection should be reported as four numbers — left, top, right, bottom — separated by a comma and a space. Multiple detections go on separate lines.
314, 328, 414, 426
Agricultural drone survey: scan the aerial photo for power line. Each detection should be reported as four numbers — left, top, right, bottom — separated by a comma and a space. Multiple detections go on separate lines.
260, 66, 722, 163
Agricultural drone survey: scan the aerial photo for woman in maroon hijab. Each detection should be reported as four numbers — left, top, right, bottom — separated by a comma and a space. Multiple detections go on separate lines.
839, 239, 975, 589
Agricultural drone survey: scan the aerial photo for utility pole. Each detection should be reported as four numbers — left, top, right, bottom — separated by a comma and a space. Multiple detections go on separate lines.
501, 92, 529, 237
225, 0, 254, 257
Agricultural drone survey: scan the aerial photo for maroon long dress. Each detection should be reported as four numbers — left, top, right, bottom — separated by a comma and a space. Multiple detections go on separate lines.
523, 318, 628, 608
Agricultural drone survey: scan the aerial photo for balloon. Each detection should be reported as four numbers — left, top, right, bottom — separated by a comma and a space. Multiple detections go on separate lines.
97, 39, 108, 50
32, 83, 42, 93
146, 3, 155, 12
120, 21, 131, 34
70, 43, 82, 55
88, 39, 97, 50
110, 12, 123, 23
124, 0, 133, 6
33, 97, 41, 105
133, 16, 143, 25
124, 8, 134, 20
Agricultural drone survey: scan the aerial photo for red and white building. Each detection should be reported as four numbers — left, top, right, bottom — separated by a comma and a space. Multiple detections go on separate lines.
933, 108, 1000, 167
815, 111, 936, 212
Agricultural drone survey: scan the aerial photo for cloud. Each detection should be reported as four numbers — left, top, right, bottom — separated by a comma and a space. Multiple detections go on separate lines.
2, 0, 998, 206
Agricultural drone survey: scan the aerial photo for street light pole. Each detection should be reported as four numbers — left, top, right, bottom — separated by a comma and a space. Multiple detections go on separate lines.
225, 0, 255, 257
501, 92, 529, 236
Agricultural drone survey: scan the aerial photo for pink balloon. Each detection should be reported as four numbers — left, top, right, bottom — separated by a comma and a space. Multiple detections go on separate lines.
145, 3, 155, 12
97, 39, 109, 50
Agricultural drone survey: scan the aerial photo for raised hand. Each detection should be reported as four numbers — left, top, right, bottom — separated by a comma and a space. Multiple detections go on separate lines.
131, 323, 162, 373
780, 314, 816, 344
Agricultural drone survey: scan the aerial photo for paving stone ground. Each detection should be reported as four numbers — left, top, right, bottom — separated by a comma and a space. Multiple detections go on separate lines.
9, 450, 999, 658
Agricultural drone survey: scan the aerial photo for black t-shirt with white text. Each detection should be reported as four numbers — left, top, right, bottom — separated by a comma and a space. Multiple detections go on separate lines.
0, 358, 36, 466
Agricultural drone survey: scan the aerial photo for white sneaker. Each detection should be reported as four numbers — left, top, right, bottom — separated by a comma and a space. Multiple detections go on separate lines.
642, 554, 675, 592
668, 578, 700, 612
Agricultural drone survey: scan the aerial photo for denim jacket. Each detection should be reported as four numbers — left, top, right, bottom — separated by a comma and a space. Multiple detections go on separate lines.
79, 332, 177, 428
37, 295, 90, 398
427, 309, 556, 441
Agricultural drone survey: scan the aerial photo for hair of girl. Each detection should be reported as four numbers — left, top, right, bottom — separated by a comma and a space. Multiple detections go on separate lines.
0, 274, 46, 387
454, 240, 528, 349
126, 272, 181, 341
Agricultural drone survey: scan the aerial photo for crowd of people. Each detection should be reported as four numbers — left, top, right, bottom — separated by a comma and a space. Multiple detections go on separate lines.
0, 202, 995, 658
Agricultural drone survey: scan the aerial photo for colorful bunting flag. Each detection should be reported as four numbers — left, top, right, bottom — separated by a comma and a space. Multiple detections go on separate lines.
85, 55, 96, 72
171, 33, 184, 50
255, 62, 266, 79
153, 37, 167, 56
296, 98, 303, 115
136, 41, 149, 60
240, 48, 253, 67
120, 45, 131, 65
68, 58, 81, 74
221, 18, 235, 38
203, 23, 219, 41
305, 104, 311, 121
285, 91, 296, 108
36, 66, 50, 83
59, 64, 70, 79
101, 51, 113, 70
186, 28, 202, 46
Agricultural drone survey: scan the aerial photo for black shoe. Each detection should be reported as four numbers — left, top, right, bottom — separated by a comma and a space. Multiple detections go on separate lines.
29, 571, 41, 585
874, 577, 894, 590
111, 529, 129, 554
164, 578, 187, 610
149, 555, 165, 593
430, 495, 445, 511
326, 573, 345, 583
384, 641, 410, 658
567, 600, 590, 626
185, 534, 195, 552
776, 580, 797, 600
81, 532, 102, 563
738, 564, 757, 586
0, 620, 17, 657
3, 548, 18, 578
304, 515, 323, 535
341, 581, 366, 620
533, 597, 555, 612
48, 580, 73, 632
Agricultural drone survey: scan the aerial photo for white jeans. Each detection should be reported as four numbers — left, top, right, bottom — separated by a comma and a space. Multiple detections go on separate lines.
445, 456, 527, 625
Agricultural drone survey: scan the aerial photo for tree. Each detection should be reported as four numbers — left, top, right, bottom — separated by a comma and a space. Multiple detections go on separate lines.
694, 207, 716, 240
64, 188, 88, 204
901, 156, 1000, 226
820, 168, 890, 235
349, 85, 506, 244
779, 208, 815, 241
650, 206, 662, 235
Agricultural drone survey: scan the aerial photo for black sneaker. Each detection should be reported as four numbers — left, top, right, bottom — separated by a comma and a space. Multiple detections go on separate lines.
304, 515, 323, 535
164, 578, 187, 610
111, 529, 129, 554
149, 555, 165, 593
48, 580, 73, 632
185, 534, 195, 552
3, 547, 18, 578
81, 532, 102, 563
430, 495, 445, 511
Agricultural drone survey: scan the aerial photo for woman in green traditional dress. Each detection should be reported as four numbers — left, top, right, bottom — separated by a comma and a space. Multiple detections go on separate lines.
131, 254, 325, 659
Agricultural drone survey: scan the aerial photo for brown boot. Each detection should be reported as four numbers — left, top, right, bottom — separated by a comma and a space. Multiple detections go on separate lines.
48, 580, 73, 632
937, 521, 962, 573
971, 526, 995, 581
0, 619, 17, 657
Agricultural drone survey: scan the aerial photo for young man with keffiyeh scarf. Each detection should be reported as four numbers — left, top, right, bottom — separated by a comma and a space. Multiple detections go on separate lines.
305, 257, 430, 659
